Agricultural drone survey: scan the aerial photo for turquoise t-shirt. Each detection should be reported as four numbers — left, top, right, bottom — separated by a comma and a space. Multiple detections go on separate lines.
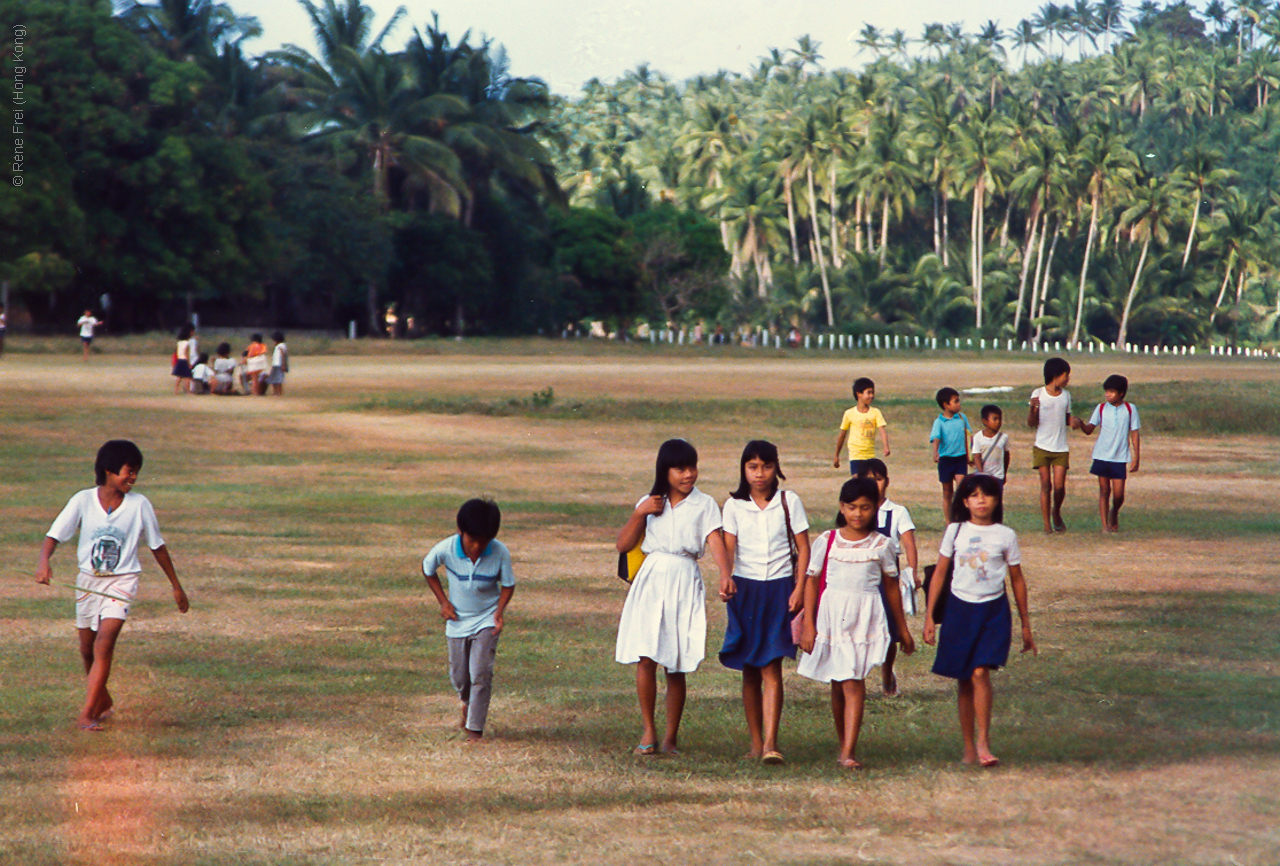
929, 412, 972, 457
422, 535, 515, 639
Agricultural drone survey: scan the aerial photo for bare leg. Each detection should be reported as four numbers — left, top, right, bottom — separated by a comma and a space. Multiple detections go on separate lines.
635, 657, 659, 751
940, 480, 955, 524
662, 670, 686, 753
1097, 475, 1111, 533
1051, 464, 1068, 531
741, 665, 764, 757
1037, 465, 1054, 533
957, 676, 977, 763
972, 667, 997, 765
882, 643, 898, 694
836, 679, 866, 767
78, 619, 124, 728
760, 660, 784, 756
1109, 478, 1127, 531
830, 681, 845, 742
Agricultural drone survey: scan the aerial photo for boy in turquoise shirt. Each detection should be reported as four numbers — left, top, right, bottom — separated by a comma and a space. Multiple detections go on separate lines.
422, 499, 515, 741
929, 387, 973, 523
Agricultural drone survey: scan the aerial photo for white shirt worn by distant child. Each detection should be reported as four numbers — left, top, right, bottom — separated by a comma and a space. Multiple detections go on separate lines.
972, 430, 1010, 480
1030, 386, 1072, 453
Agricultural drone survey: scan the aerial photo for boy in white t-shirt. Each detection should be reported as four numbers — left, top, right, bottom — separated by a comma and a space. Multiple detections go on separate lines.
1027, 357, 1078, 534
1078, 374, 1142, 533
36, 440, 190, 731
972, 404, 1010, 484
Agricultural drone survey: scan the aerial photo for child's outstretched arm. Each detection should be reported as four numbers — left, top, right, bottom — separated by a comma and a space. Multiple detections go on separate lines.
617, 495, 663, 553
1008, 564, 1036, 655
1129, 429, 1141, 472
493, 584, 515, 634
922, 554, 952, 646
35, 536, 58, 585
151, 545, 190, 613
707, 529, 734, 601
832, 429, 849, 468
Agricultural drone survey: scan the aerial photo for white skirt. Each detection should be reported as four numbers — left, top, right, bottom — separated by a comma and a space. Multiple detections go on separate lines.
615, 552, 706, 673
796, 587, 890, 682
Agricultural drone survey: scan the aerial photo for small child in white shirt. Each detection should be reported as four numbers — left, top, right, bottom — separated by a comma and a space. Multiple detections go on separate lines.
972, 404, 1011, 484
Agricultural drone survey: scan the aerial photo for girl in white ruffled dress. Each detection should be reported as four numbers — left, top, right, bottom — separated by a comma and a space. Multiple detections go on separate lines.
797, 477, 914, 768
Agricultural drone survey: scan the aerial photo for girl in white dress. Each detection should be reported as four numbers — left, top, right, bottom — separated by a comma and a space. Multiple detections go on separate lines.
797, 477, 914, 769
616, 439, 732, 756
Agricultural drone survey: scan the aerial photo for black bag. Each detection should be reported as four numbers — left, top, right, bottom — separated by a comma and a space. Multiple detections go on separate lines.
923, 561, 952, 623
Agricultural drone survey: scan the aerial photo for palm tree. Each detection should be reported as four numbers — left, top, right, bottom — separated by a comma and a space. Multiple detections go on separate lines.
1173, 143, 1233, 270
1116, 173, 1176, 347
1070, 115, 1138, 344
118, 0, 261, 63
955, 104, 1013, 328
1096, 0, 1127, 49
1012, 19, 1044, 64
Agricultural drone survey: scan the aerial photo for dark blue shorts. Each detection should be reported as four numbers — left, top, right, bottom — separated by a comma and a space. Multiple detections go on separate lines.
937, 455, 968, 483
849, 459, 873, 476
1090, 459, 1127, 480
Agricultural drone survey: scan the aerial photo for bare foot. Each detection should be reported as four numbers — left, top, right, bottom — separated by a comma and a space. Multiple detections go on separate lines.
883, 671, 899, 696
837, 756, 863, 770
463, 729, 483, 743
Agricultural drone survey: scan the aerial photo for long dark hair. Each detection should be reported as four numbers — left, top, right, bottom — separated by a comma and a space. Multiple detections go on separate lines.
834, 477, 880, 527
649, 438, 698, 497
729, 439, 785, 501
950, 473, 1004, 524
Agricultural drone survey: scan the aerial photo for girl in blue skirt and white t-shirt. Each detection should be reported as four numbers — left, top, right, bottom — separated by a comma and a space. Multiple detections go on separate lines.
924, 474, 1037, 768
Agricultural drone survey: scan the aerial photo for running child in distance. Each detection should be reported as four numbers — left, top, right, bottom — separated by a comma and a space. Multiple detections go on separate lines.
796, 477, 914, 769
422, 498, 515, 742
923, 474, 1036, 768
833, 377, 890, 476
719, 440, 811, 765
1076, 374, 1142, 532
616, 438, 732, 756
35, 440, 190, 731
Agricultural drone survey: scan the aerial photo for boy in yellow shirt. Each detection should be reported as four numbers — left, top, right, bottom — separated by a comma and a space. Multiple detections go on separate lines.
833, 377, 890, 475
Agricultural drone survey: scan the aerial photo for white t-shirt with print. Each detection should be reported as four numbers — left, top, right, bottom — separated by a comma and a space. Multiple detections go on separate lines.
46, 488, 165, 577
939, 521, 1021, 604
722, 491, 809, 582
1030, 386, 1072, 453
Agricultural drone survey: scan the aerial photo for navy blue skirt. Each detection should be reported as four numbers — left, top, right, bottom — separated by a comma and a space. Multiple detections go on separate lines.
931, 592, 1011, 680
719, 577, 796, 670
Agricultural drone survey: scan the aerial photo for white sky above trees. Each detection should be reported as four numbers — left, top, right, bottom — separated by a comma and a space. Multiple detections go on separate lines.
247, 0, 1060, 95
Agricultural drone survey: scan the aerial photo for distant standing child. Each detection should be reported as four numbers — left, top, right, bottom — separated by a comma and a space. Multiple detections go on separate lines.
212, 343, 238, 395
35, 440, 191, 731
719, 440, 811, 765
190, 353, 212, 394
833, 377, 890, 475
972, 404, 1011, 485
1028, 357, 1075, 534
422, 498, 515, 742
857, 458, 919, 696
616, 438, 732, 756
172, 325, 193, 394
797, 477, 914, 769
245, 333, 269, 395
1077, 374, 1142, 533
923, 474, 1035, 768
266, 331, 289, 396
930, 387, 973, 523
78, 310, 103, 359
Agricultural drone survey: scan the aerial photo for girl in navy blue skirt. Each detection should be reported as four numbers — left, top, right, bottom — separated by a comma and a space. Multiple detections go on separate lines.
719, 441, 810, 765
923, 474, 1036, 768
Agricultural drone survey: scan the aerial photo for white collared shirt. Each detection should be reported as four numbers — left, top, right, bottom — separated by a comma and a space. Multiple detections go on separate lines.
722, 490, 809, 581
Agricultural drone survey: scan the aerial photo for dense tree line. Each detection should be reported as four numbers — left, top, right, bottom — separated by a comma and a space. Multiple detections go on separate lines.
555, 1, 1280, 347
5, 0, 1280, 345
1, 0, 720, 335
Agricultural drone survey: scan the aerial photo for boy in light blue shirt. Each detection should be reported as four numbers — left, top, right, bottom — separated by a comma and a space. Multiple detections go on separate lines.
929, 387, 973, 523
422, 499, 515, 741
1078, 374, 1142, 533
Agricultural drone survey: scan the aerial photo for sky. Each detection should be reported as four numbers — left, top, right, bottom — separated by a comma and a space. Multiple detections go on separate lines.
245, 0, 1046, 95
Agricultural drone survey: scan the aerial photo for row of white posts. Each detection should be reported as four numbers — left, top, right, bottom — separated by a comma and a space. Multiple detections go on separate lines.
625, 328, 1275, 358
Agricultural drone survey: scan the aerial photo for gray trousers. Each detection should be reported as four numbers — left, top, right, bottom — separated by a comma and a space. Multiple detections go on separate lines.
448, 627, 500, 734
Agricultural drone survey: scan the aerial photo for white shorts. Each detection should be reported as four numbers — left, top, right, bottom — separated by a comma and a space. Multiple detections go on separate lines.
74, 573, 139, 630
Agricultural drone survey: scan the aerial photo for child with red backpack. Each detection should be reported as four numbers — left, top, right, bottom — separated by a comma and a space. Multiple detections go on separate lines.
1077, 374, 1142, 533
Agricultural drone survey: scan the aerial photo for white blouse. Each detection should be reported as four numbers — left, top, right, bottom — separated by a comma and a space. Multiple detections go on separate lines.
722, 491, 809, 581
638, 487, 722, 559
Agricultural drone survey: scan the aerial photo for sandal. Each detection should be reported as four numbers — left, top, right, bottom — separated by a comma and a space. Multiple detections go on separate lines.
633, 742, 657, 756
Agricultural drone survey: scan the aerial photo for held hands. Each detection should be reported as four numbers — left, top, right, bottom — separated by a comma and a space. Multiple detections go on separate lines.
718, 575, 736, 602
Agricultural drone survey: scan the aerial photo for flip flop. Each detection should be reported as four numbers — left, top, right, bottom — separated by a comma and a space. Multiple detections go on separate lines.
837, 757, 863, 770
79, 722, 104, 733
762, 750, 785, 766
633, 742, 657, 756
980, 755, 1001, 768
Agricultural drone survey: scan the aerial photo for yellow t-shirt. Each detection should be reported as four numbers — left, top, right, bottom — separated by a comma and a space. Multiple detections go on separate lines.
840, 406, 886, 460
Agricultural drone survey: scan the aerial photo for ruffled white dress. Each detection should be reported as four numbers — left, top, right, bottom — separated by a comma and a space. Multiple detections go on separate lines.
615, 487, 722, 673
796, 530, 897, 683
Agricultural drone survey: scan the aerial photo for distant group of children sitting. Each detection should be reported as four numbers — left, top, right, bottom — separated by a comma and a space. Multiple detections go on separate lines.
176, 331, 289, 396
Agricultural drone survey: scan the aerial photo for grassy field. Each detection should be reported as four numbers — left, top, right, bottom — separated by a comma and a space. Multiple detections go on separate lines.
1, 340, 1277, 866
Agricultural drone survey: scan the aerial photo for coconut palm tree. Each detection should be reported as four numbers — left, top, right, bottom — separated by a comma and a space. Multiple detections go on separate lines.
954, 103, 1014, 328
1116, 173, 1176, 347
